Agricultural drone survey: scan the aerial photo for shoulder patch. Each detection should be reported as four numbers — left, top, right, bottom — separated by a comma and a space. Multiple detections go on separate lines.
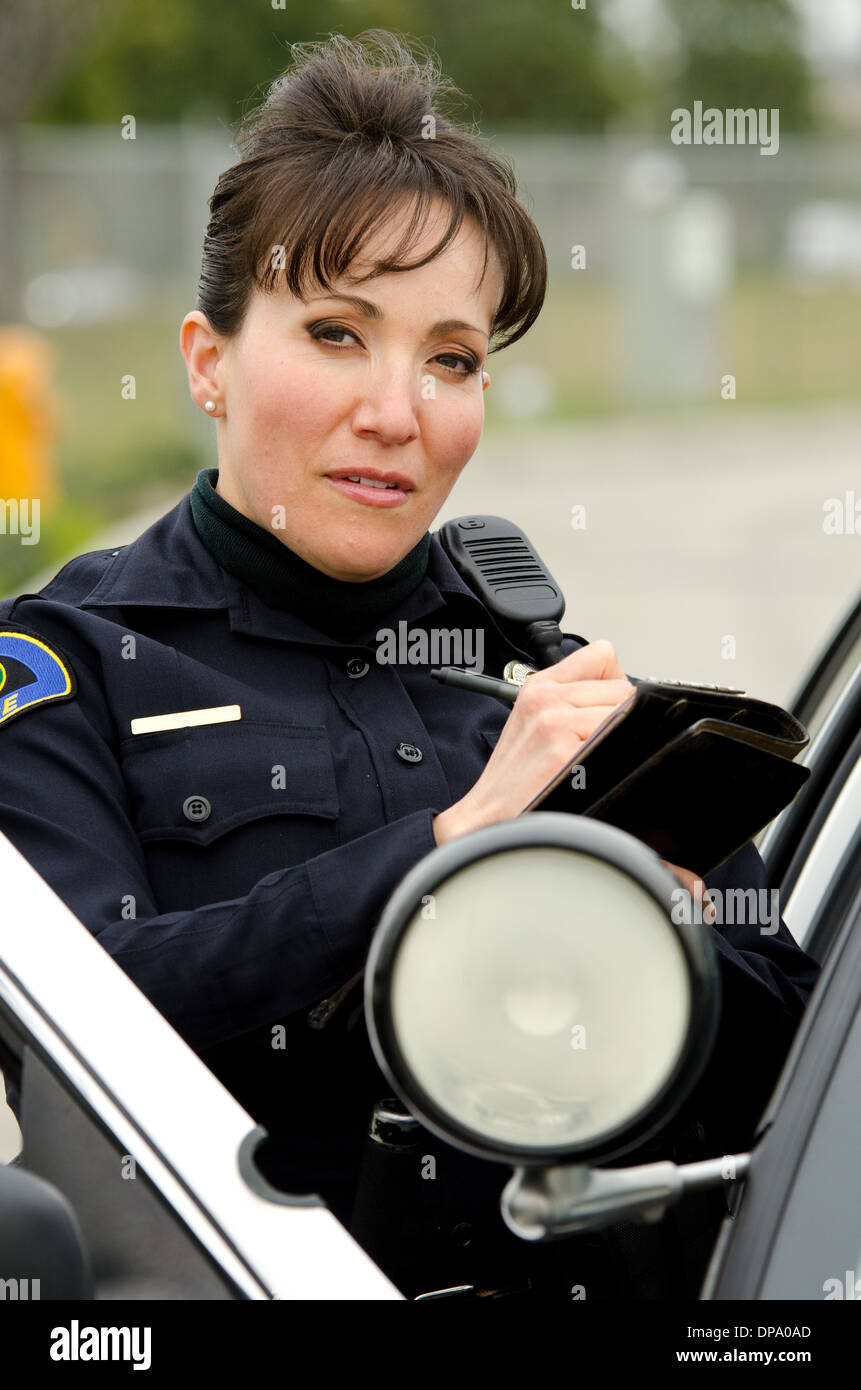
0, 626, 77, 728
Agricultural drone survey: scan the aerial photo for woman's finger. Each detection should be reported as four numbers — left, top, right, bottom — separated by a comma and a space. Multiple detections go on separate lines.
661, 859, 717, 926
523, 676, 635, 708
542, 638, 629, 685
545, 703, 627, 736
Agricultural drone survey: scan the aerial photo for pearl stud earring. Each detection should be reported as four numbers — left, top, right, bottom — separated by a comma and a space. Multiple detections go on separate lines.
204, 400, 216, 413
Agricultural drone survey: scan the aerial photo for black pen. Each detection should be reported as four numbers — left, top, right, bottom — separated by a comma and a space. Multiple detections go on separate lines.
430, 666, 520, 707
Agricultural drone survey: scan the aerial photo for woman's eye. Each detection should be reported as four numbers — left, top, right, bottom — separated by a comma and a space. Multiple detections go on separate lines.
309, 323, 358, 347
435, 353, 479, 377
309, 324, 478, 377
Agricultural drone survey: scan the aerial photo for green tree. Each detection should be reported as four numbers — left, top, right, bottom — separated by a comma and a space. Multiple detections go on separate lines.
25, 1, 813, 135
28, 0, 634, 131
664, 0, 812, 130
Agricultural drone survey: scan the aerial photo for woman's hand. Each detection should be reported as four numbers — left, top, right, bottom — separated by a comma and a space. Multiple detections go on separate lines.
661, 860, 717, 926
433, 639, 636, 844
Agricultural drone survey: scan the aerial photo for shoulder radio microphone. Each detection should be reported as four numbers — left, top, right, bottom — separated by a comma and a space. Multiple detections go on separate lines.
436, 514, 583, 668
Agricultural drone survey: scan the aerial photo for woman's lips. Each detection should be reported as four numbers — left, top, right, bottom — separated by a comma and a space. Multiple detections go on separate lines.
326, 476, 411, 508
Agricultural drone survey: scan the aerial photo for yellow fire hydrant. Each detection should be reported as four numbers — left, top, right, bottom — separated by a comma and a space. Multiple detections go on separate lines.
0, 325, 62, 508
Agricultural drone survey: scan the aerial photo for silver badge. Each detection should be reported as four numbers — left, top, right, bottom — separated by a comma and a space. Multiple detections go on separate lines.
503, 660, 538, 686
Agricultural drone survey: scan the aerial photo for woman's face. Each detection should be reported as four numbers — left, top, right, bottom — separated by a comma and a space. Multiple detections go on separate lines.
181, 200, 503, 581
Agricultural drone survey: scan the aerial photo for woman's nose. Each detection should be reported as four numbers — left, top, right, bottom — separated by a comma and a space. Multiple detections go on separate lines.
350, 366, 421, 446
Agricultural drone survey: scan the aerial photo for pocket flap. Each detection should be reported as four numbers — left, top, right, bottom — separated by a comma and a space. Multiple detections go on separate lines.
120, 720, 339, 845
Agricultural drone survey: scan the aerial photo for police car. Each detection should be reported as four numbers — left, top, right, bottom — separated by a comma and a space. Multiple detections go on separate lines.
0, 589, 858, 1302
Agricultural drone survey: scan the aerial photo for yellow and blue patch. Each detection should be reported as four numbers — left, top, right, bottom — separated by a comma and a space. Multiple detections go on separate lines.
0, 628, 77, 728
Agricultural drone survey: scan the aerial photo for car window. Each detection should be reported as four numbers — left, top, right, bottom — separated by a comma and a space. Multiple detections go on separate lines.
798, 629, 861, 745
780, 750, 861, 957
756, 621, 861, 962
789, 591, 861, 741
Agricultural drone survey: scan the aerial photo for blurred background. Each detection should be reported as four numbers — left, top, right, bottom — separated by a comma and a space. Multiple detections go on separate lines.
0, 0, 858, 701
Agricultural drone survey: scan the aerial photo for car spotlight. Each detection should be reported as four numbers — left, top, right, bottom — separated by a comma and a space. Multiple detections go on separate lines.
365, 813, 720, 1166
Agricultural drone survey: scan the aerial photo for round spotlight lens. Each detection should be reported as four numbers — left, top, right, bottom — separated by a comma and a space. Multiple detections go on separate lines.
367, 816, 718, 1164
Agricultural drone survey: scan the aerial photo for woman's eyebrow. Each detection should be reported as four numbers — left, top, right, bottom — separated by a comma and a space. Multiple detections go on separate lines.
303, 293, 489, 340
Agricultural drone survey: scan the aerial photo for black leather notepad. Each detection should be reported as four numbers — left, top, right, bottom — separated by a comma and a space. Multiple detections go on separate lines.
521, 679, 811, 877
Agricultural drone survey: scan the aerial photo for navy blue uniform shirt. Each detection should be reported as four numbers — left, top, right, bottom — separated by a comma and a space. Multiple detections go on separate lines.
0, 490, 820, 1285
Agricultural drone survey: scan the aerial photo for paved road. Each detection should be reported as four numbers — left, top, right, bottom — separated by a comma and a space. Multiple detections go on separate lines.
2, 403, 858, 1160
445, 403, 860, 706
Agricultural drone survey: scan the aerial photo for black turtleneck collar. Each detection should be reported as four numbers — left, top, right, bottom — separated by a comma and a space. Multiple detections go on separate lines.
189, 467, 431, 639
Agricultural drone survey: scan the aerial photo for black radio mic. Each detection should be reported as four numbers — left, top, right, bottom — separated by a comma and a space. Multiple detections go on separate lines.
437, 515, 583, 667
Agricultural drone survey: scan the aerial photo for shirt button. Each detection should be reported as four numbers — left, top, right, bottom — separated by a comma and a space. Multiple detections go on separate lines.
395, 742, 423, 764
346, 657, 370, 679
182, 795, 212, 823
450, 1222, 473, 1246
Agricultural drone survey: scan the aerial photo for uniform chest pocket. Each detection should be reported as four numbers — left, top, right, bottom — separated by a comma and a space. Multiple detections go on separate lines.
119, 720, 339, 846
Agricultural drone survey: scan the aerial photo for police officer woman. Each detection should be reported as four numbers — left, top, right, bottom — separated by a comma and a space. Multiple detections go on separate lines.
0, 31, 818, 1298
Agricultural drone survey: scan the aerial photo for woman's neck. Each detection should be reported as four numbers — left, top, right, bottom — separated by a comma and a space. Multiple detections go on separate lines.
189, 467, 431, 638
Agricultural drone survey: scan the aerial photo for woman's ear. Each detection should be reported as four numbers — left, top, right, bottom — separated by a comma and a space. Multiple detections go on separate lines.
179, 311, 224, 414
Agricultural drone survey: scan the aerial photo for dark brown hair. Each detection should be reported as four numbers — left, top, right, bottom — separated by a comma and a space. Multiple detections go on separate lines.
195, 29, 547, 353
